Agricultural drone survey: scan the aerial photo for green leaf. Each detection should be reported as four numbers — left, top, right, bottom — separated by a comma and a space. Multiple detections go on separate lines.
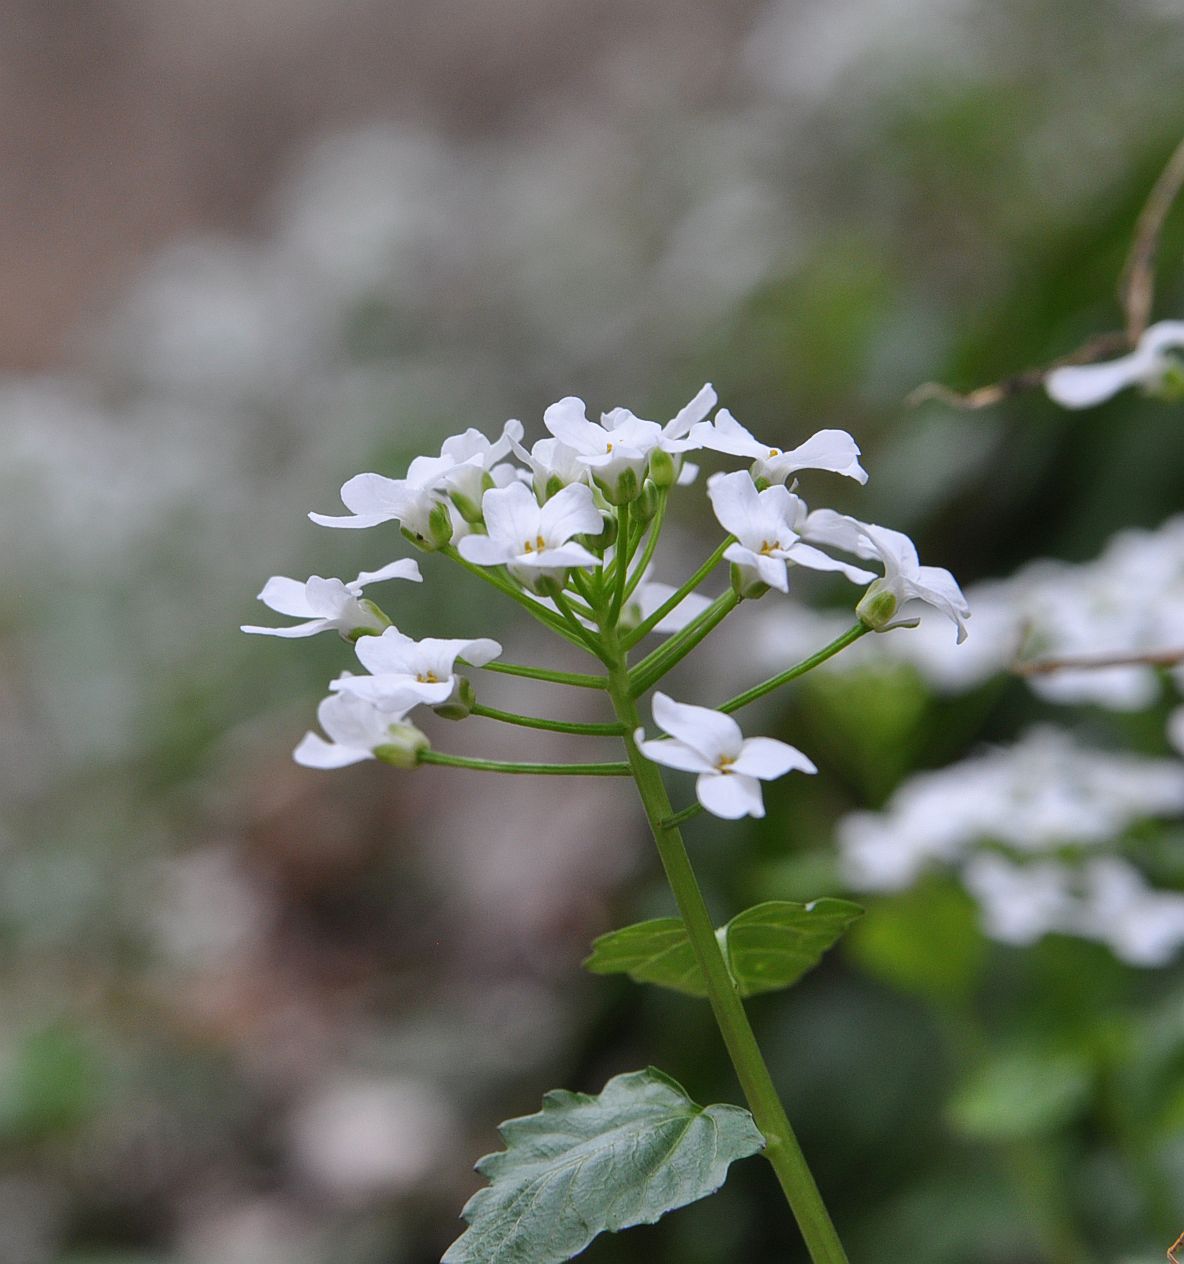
442, 1067, 764, 1264
583, 899, 862, 998
583, 917, 703, 994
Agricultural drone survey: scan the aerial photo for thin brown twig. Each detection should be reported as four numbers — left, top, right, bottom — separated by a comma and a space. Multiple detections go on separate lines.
909, 134, 1184, 410
1167, 1229, 1183, 1264
1120, 134, 1184, 343
1013, 646, 1184, 678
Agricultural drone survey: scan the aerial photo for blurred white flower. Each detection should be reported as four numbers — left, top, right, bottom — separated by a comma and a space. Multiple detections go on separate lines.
241, 559, 421, 638
1045, 320, 1184, 408
635, 691, 816, 819
331, 626, 500, 710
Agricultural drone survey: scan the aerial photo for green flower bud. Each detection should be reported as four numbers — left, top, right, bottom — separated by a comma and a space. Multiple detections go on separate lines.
729, 562, 766, 600
373, 723, 430, 769
648, 448, 676, 489
426, 500, 455, 549
433, 677, 476, 721
856, 580, 899, 632
635, 480, 661, 523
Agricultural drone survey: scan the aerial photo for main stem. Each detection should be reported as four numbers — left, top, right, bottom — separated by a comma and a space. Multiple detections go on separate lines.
602, 640, 849, 1264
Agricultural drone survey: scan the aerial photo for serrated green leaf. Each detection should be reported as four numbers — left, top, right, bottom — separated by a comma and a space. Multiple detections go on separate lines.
584, 900, 862, 999
442, 1067, 764, 1264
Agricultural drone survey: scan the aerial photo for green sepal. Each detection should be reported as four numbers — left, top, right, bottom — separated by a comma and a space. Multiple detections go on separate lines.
596, 466, 640, 505
344, 599, 392, 641
449, 488, 485, 525
729, 562, 768, 601
442, 1067, 764, 1264
373, 723, 430, 768
584, 899, 863, 998
434, 677, 475, 720
648, 448, 676, 488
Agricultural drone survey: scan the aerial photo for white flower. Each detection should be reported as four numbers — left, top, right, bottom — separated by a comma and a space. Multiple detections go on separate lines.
509, 433, 590, 499
331, 626, 501, 710
457, 481, 604, 590
293, 692, 424, 769
241, 559, 422, 638
803, 509, 970, 643
707, 470, 875, 595
542, 385, 712, 501
634, 692, 816, 819
690, 409, 868, 485
1045, 321, 1184, 408
309, 419, 523, 541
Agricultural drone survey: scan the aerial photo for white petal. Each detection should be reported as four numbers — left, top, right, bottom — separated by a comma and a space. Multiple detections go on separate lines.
353, 558, 423, 588
708, 470, 764, 539
783, 541, 876, 584
665, 383, 718, 437
731, 736, 817, 780
481, 482, 541, 549
1045, 351, 1153, 408
652, 692, 742, 763
636, 736, 717, 775
354, 627, 417, 675
543, 396, 603, 454
455, 637, 502, 667
457, 534, 514, 566
539, 483, 604, 543
676, 460, 700, 486
241, 618, 330, 638
530, 542, 601, 569
767, 429, 868, 484
697, 772, 765, 819
293, 732, 373, 769
257, 576, 318, 617
694, 408, 764, 458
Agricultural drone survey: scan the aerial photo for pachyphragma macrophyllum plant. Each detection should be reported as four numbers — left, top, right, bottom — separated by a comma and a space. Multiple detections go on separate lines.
243, 384, 970, 1264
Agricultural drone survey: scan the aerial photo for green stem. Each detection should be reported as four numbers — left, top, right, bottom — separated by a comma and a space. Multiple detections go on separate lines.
622, 489, 667, 603
476, 660, 606, 690
718, 624, 870, 713
444, 547, 588, 650
419, 750, 629, 776
608, 500, 632, 626
470, 702, 624, 737
660, 801, 704, 829
622, 535, 732, 649
552, 590, 609, 661
629, 591, 741, 696
603, 647, 849, 1264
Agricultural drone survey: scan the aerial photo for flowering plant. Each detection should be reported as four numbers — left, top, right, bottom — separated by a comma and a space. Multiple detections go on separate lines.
244, 384, 968, 1263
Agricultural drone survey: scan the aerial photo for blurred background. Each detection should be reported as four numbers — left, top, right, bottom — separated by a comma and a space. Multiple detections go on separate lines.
4, 1, 1184, 1261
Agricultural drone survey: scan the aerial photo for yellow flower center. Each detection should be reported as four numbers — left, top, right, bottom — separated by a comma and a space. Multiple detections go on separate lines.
716, 755, 735, 774
417, 671, 441, 683
768, 447, 781, 457
522, 534, 547, 553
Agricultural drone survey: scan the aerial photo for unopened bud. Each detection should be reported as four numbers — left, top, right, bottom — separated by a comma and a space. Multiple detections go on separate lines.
373, 723, 430, 768
856, 581, 899, 632
648, 448, 676, 489
433, 677, 475, 721
729, 562, 766, 600
636, 480, 661, 522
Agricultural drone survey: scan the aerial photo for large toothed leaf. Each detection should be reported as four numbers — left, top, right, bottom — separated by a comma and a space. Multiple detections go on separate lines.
584, 899, 863, 998
442, 1067, 764, 1264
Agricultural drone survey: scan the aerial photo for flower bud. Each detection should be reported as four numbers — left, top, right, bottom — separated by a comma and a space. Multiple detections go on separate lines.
373, 723, 430, 768
856, 580, 899, 632
635, 480, 661, 523
648, 448, 676, 489
595, 466, 641, 506
729, 562, 766, 600
433, 676, 475, 721
345, 599, 392, 641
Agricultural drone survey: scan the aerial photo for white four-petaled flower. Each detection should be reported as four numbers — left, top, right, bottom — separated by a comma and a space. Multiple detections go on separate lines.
707, 471, 875, 595
1045, 320, 1184, 409
803, 510, 971, 642
457, 481, 604, 589
634, 692, 817, 819
691, 409, 868, 486
330, 626, 501, 711
241, 559, 422, 638
294, 692, 419, 769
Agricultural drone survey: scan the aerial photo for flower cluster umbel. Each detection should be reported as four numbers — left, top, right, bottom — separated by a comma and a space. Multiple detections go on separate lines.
244, 385, 969, 817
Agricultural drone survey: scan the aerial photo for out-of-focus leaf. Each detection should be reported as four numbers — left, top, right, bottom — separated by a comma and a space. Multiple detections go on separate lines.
584, 899, 862, 998
948, 1046, 1093, 1141
845, 878, 986, 1002
442, 1067, 764, 1264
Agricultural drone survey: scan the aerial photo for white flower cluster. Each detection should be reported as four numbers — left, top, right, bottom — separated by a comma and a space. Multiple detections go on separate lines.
838, 728, 1184, 965
245, 385, 969, 812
